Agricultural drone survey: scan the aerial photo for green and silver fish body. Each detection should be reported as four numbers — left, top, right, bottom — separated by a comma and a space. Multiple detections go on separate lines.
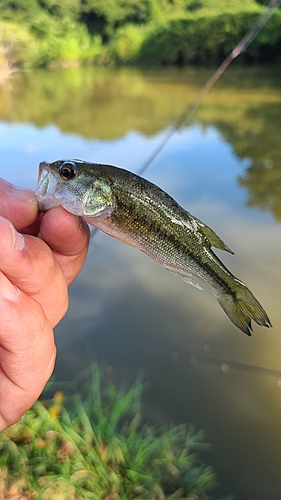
36, 159, 271, 336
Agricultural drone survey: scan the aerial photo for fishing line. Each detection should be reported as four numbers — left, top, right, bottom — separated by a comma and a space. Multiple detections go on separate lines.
138, 0, 281, 176
189, 354, 281, 378
90, 0, 280, 246
86, 4, 280, 374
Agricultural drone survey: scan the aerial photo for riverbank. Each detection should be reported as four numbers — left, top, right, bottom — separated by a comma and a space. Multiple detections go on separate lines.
0, 1, 280, 69
0, 366, 230, 499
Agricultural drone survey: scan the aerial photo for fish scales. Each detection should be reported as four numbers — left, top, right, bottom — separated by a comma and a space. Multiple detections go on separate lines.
97, 168, 235, 291
36, 159, 272, 335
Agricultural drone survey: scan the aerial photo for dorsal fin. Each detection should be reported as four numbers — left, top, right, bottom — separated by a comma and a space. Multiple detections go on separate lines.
194, 217, 234, 254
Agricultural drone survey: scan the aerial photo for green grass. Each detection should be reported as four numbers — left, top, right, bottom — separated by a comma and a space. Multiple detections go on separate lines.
0, 366, 231, 499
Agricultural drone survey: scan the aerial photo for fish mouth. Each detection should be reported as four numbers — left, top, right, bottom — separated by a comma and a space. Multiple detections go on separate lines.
35, 161, 62, 212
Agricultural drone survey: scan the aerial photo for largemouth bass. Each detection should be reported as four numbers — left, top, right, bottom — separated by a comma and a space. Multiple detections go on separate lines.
36, 159, 271, 336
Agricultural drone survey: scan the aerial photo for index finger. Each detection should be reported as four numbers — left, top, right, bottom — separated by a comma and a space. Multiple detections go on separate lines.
39, 206, 90, 285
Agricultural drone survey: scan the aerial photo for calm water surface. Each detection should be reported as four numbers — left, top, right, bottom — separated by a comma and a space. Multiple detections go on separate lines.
1, 66, 281, 499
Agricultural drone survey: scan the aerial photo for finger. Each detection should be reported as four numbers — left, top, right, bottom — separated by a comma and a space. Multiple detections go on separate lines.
0, 179, 38, 231
39, 207, 90, 285
0, 272, 56, 431
0, 216, 68, 327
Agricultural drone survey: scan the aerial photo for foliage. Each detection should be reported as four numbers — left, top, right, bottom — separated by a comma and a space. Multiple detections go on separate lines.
107, 23, 150, 63
82, 0, 151, 37
0, 0, 281, 67
0, 366, 231, 499
1, 21, 40, 69
0, 16, 103, 68
0, 0, 41, 19
38, 0, 82, 20
136, 7, 281, 65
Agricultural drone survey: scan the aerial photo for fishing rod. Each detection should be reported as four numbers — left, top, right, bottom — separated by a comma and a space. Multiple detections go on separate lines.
137, 0, 281, 176
129, 0, 281, 379
90, 0, 280, 243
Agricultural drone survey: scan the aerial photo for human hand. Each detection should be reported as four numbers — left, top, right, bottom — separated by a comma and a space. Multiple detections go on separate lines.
0, 178, 90, 431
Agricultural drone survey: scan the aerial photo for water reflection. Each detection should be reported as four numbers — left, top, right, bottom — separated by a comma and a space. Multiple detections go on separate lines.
1, 66, 281, 221
239, 159, 281, 221
1, 66, 281, 500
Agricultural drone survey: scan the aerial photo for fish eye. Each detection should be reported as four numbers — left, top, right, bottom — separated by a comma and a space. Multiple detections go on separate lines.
59, 162, 77, 181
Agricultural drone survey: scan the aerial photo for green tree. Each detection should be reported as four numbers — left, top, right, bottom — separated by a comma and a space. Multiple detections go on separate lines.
82, 0, 151, 38
0, 0, 41, 20
38, 0, 82, 20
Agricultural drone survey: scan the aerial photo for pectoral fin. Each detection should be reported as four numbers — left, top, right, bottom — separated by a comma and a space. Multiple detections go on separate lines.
82, 180, 115, 217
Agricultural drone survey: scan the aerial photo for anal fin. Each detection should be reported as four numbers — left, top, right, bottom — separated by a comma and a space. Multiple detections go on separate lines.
166, 267, 203, 290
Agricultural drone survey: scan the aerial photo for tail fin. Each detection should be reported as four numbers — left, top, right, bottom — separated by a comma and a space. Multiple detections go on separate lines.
216, 280, 272, 336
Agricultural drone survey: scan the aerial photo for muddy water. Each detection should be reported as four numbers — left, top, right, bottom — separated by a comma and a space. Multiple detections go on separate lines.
1, 65, 281, 499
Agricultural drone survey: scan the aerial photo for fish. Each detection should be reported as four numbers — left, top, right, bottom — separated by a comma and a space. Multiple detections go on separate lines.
36, 159, 271, 336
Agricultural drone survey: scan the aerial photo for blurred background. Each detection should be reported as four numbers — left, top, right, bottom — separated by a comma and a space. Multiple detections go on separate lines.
1, 1, 281, 499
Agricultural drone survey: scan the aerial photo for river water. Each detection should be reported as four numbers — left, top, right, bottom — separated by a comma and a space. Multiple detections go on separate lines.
1, 65, 281, 499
